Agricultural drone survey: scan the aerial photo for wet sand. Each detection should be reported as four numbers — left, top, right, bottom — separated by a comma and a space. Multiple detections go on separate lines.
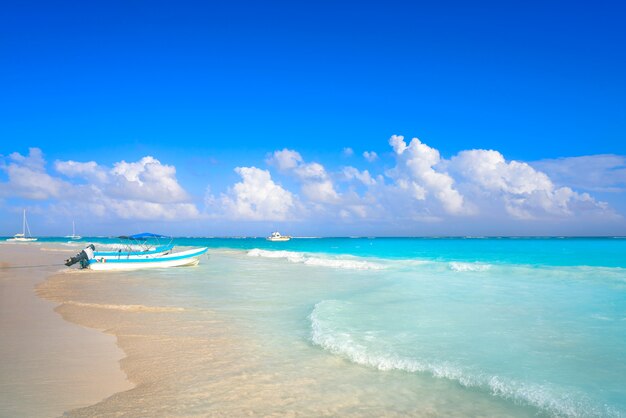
0, 244, 132, 417
34, 262, 249, 417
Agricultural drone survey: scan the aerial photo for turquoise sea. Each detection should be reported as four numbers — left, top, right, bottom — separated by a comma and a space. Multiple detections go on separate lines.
32, 237, 626, 416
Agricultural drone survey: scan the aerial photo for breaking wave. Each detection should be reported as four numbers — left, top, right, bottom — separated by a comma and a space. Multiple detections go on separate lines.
309, 300, 621, 418
247, 249, 384, 270
448, 261, 492, 272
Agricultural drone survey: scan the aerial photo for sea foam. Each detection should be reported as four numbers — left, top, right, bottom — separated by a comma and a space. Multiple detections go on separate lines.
309, 300, 619, 418
448, 261, 492, 272
247, 249, 384, 270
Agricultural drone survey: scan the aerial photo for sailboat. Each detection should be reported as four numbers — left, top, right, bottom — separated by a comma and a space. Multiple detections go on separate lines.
65, 221, 81, 240
6, 209, 38, 242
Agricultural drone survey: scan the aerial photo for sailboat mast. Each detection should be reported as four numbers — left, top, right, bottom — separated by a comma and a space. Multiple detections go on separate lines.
25, 210, 32, 237
23, 209, 26, 235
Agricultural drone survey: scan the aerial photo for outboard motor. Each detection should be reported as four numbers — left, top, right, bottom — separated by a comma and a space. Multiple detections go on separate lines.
65, 244, 95, 268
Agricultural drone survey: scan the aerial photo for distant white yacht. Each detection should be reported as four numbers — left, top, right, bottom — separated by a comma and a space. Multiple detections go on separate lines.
65, 221, 81, 240
267, 231, 291, 242
6, 209, 37, 242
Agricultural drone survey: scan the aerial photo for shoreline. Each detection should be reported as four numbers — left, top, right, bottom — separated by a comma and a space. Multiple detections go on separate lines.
4, 241, 616, 416
31, 248, 540, 417
0, 243, 133, 417
34, 260, 247, 416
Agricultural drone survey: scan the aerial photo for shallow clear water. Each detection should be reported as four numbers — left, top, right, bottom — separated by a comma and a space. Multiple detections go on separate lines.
37, 237, 626, 416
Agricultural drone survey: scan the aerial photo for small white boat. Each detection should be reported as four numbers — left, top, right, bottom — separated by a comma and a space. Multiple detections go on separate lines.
267, 231, 291, 242
65, 221, 81, 240
6, 209, 37, 242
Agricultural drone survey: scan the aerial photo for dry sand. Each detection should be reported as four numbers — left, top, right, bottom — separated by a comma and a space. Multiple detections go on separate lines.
0, 243, 132, 417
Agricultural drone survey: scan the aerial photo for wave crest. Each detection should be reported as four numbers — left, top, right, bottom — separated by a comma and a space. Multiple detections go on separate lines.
309, 300, 617, 418
448, 261, 491, 272
247, 249, 384, 270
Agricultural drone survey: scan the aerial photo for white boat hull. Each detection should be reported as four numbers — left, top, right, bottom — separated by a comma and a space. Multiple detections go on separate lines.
267, 232, 291, 241
94, 248, 172, 259
88, 247, 208, 271
6, 237, 38, 242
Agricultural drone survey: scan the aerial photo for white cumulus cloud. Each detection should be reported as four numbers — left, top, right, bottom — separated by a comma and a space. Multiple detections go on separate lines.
450, 149, 610, 219
4, 150, 201, 221
363, 151, 378, 162
0, 148, 69, 200
531, 154, 626, 192
268, 148, 340, 204
55, 160, 108, 182
108, 156, 190, 203
342, 167, 377, 186
300, 180, 339, 203
3, 138, 622, 235
219, 167, 296, 220
269, 148, 303, 171
387, 135, 466, 214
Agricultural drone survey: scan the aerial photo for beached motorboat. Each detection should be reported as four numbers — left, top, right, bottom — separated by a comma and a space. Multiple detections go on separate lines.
6, 209, 37, 242
86, 247, 208, 270
267, 231, 291, 242
64, 233, 208, 270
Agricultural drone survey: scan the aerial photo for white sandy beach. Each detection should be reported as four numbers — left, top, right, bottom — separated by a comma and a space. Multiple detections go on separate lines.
0, 243, 132, 417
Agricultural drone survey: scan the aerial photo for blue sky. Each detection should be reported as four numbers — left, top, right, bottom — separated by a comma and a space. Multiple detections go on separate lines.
1, 0, 625, 236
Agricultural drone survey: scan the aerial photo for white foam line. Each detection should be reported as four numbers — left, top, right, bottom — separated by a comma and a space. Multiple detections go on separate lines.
247, 249, 384, 270
448, 261, 492, 272
309, 300, 620, 418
